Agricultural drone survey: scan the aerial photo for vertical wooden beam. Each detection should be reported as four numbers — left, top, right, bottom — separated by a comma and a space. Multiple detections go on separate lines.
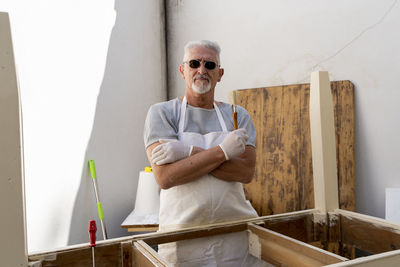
0, 12, 28, 267
309, 71, 339, 213
121, 241, 134, 267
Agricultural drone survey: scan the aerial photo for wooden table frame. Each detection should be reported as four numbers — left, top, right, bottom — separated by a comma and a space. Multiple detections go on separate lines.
28, 208, 400, 266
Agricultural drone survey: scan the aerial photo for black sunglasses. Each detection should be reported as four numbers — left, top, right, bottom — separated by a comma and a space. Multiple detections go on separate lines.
183, 59, 219, 70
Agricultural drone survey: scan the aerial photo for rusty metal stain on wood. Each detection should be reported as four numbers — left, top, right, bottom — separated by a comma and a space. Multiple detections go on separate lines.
237, 81, 355, 216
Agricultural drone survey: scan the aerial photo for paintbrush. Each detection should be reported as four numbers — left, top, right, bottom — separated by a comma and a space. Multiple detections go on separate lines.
229, 90, 238, 130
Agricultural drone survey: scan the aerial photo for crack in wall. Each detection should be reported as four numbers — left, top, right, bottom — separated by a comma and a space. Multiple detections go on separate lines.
313, 0, 398, 70
296, 0, 398, 84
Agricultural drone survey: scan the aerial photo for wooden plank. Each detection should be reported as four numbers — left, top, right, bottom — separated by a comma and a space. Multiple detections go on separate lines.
121, 224, 158, 229
310, 71, 339, 212
330, 82, 355, 211
237, 80, 355, 215
31, 243, 121, 267
325, 250, 400, 266
238, 88, 266, 213
0, 12, 28, 267
337, 209, 400, 254
125, 226, 159, 232
29, 234, 145, 258
141, 223, 247, 246
248, 224, 347, 266
138, 209, 318, 246
133, 241, 169, 267
239, 84, 314, 215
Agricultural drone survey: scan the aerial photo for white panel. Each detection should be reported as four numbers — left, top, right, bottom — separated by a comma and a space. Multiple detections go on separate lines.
386, 188, 400, 224
0, 12, 27, 267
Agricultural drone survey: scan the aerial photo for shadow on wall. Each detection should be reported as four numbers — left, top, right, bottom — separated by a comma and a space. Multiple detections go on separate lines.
67, 0, 166, 245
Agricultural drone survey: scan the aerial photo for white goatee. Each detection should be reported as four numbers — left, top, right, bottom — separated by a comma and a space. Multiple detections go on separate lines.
192, 82, 211, 94
192, 74, 211, 94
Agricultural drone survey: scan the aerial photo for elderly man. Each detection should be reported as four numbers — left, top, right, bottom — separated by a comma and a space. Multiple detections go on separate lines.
144, 40, 264, 266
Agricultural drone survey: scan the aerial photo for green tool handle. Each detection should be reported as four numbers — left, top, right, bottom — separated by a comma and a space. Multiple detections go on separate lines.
97, 203, 104, 220
89, 159, 97, 178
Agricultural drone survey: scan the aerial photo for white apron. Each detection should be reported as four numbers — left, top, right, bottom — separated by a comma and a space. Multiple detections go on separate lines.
158, 97, 261, 267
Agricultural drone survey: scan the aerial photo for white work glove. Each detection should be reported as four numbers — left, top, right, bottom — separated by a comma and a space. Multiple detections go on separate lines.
151, 139, 193, 165
219, 128, 249, 160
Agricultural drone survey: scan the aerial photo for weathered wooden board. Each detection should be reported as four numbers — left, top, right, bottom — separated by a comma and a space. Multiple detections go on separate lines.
340, 213, 400, 254
236, 81, 355, 215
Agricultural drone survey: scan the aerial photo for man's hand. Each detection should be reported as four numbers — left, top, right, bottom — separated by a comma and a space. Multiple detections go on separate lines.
151, 139, 193, 165
219, 128, 249, 160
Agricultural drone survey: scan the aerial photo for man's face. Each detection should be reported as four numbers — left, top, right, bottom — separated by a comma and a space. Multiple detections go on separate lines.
180, 46, 224, 95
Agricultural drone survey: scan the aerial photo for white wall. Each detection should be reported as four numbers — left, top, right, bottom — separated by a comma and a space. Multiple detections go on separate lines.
1, 0, 166, 252
166, 0, 400, 218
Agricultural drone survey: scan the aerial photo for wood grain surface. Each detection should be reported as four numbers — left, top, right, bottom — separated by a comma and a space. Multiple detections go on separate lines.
236, 81, 355, 215
340, 213, 400, 254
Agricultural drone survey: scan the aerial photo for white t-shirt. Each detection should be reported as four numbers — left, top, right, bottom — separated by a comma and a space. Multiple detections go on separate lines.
144, 98, 256, 148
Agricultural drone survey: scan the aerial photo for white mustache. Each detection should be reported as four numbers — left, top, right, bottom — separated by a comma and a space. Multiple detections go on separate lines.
194, 74, 210, 82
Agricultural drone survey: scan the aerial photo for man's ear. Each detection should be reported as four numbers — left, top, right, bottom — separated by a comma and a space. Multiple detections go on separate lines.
217, 68, 224, 82
179, 65, 185, 79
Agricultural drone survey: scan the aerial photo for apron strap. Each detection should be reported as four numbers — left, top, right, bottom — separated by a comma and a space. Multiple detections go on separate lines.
178, 97, 187, 133
213, 101, 228, 132
179, 96, 229, 133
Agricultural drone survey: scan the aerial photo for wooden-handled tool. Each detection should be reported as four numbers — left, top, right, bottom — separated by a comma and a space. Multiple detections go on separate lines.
229, 90, 238, 130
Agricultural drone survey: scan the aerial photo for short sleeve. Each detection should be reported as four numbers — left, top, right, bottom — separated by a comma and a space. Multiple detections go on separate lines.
237, 105, 256, 148
143, 101, 179, 148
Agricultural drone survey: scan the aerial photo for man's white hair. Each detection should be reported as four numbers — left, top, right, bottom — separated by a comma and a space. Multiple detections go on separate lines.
183, 40, 221, 64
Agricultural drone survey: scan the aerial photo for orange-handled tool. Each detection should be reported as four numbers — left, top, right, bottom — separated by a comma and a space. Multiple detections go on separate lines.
229, 90, 238, 130
232, 105, 238, 130
89, 220, 97, 267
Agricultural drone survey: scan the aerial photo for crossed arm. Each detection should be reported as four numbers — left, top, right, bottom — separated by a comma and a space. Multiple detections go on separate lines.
146, 143, 256, 190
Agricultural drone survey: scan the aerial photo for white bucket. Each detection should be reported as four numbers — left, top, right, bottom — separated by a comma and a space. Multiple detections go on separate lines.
134, 167, 160, 215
